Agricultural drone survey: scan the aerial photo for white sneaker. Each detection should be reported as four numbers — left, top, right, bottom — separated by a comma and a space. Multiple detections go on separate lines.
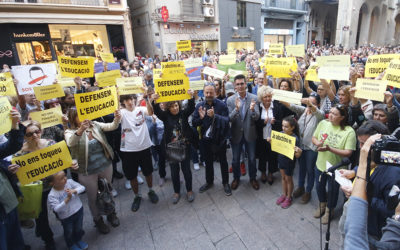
111, 189, 118, 198
137, 175, 144, 184
193, 163, 200, 171
125, 180, 132, 190
159, 177, 165, 187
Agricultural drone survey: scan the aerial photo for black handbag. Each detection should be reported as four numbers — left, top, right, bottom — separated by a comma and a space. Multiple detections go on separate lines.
96, 178, 115, 215
166, 118, 187, 163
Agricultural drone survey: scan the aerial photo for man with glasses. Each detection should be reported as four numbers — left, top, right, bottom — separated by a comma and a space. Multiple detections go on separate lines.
226, 74, 260, 190
192, 82, 232, 196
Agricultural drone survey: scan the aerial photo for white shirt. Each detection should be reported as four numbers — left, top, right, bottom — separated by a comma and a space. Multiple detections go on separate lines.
47, 179, 85, 220
120, 107, 153, 152
260, 102, 273, 140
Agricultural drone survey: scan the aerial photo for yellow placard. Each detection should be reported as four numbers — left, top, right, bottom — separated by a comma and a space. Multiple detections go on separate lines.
219, 55, 236, 65
317, 55, 350, 67
354, 79, 387, 102
285, 44, 305, 57
317, 55, 350, 81
271, 130, 296, 160
30, 106, 63, 129
33, 84, 65, 101
161, 61, 186, 76
0, 73, 17, 96
154, 75, 190, 103
58, 56, 95, 78
203, 67, 226, 79
99, 52, 115, 63
264, 57, 297, 78
305, 63, 321, 82
12, 141, 72, 186
272, 89, 302, 105
57, 75, 75, 87
153, 69, 162, 79
0, 97, 12, 135
176, 40, 192, 51
95, 70, 121, 87
269, 44, 284, 55
190, 80, 206, 91
365, 54, 400, 78
117, 77, 143, 95
74, 86, 118, 121
383, 59, 400, 88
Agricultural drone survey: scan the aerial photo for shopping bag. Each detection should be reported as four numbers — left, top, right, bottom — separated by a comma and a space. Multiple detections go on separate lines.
17, 181, 43, 220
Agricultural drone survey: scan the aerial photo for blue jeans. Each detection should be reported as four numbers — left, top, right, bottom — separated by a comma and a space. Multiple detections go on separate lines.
315, 168, 340, 209
0, 207, 25, 250
298, 150, 317, 193
61, 207, 84, 248
232, 137, 256, 180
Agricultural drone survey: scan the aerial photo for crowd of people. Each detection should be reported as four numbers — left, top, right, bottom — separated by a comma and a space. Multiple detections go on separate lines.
1, 44, 400, 250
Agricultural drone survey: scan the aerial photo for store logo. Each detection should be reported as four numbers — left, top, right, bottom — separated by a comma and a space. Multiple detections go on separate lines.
0, 50, 12, 58
13, 32, 46, 38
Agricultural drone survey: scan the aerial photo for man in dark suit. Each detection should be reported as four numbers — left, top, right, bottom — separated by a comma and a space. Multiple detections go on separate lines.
226, 74, 260, 190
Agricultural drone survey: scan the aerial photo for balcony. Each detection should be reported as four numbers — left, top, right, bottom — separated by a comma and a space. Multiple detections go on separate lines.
0, 0, 108, 7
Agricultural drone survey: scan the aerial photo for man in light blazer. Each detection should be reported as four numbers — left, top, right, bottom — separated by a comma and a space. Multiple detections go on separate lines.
226, 74, 260, 190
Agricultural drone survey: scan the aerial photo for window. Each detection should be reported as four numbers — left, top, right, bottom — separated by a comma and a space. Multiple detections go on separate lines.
270, 0, 276, 7
290, 0, 296, 9
237, 1, 246, 27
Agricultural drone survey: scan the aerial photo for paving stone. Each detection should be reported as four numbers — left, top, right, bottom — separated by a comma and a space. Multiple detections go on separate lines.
215, 233, 247, 250
184, 232, 215, 250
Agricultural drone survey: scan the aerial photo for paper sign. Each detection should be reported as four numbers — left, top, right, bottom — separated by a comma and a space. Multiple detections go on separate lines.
99, 52, 115, 63
383, 59, 400, 88
153, 69, 162, 79
271, 130, 296, 160
176, 40, 192, 51
184, 58, 203, 81
365, 54, 400, 78
335, 169, 353, 187
0, 72, 17, 96
106, 62, 120, 71
74, 86, 118, 121
272, 89, 302, 105
161, 61, 186, 76
264, 57, 298, 78
154, 75, 190, 103
95, 70, 121, 87
305, 63, 322, 82
203, 67, 226, 79
117, 77, 143, 95
190, 80, 206, 90
317, 55, 350, 81
33, 84, 65, 101
58, 56, 95, 78
0, 97, 12, 135
285, 44, 305, 57
94, 62, 105, 73
12, 141, 72, 186
354, 79, 387, 102
12, 63, 57, 95
57, 75, 75, 87
269, 44, 284, 55
30, 106, 63, 129
183, 58, 203, 69
219, 54, 236, 65
228, 68, 247, 78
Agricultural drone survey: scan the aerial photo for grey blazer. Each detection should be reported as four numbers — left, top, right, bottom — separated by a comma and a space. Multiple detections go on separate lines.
226, 93, 260, 144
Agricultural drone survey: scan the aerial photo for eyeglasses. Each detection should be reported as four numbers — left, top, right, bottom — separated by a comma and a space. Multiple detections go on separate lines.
310, 92, 319, 98
26, 129, 41, 137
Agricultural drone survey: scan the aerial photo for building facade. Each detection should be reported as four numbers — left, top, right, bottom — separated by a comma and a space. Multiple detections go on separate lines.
0, 0, 134, 67
261, 0, 308, 48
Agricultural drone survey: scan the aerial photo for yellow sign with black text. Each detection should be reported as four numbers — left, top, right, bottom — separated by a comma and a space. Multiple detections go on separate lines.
271, 130, 296, 160
383, 59, 400, 88
176, 40, 192, 51
154, 75, 190, 103
269, 44, 284, 55
161, 61, 186, 76
0, 97, 12, 135
12, 141, 72, 186
153, 69, 162, 79
99, 52, 115, 63
190, 80, 206, 90
33, 84, 65, 101
95, 70, 121, 87
264, 57, 297, 78
117, 77, 143, 95
0, 72, 17, 96
30, 106, 63, 129
365, 54, 400, 78
285, 44, 305, 57
354, 79, 387, 102
74, 86, 118, 121
58, 56, 95, 78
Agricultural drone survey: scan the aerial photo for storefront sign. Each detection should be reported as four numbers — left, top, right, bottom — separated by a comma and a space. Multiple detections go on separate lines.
154, 75, 190, 103
285, 44, 305, 57
268, 44, 284, 55
58, 56, 95, 78
203, 67, 226, 79
0, 72, 17, 96
95, 70, 121, 87
355, 79, 387, 102
317, 55, 350, 81
176, 40, 192, 51
264, 57, 297, 78
189, 33, 218, 41
10, 24, 51, 42
383, 59, 400, 88
33, 84, 65, 101
12, 63, 57, 95
74, 86, 118, 121
365, 54, 400, 78
12, 141, 72, 186
271, 130, 296, 160
0, 97, 12, 135
30, 106, 63, 129
117, 77, 143, 95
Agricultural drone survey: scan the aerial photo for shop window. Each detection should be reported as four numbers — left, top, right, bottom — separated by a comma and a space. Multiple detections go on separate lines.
16, 41, 52, 65
237, 1, 246, 27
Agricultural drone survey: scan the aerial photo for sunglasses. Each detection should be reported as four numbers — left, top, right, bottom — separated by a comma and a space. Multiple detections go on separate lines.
26, 129, 41, 137
204, 82, 215, 87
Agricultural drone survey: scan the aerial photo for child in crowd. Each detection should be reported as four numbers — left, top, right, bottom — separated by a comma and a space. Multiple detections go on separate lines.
47, 171, 87, 250
275, 116, 302, 209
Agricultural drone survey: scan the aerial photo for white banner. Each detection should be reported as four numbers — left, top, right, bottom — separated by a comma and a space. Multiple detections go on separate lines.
12, 63, 57, 95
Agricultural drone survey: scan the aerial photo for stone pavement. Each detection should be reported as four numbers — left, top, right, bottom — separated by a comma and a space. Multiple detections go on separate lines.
22, 159, 343, 250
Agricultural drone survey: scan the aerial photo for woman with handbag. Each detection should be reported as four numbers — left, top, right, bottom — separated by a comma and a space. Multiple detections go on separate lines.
151, 90, 196, 204
65, 108, 121, 234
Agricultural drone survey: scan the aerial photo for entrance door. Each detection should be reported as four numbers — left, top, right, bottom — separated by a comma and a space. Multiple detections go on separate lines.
15, 41, 53, 65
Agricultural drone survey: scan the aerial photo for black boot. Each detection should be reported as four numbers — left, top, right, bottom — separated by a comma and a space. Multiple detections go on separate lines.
107, 212, 120, 227
94, 217, 110, 234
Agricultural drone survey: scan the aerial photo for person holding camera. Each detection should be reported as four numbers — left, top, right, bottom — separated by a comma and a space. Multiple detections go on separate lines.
344, 134, 400, 250
312, 104, 357, 224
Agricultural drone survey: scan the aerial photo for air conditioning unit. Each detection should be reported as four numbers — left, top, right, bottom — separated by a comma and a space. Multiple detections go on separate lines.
204, 6, 215, 17
203, 0, 214, 5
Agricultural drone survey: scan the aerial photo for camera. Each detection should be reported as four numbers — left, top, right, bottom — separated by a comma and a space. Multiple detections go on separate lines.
371, 135, 400, 166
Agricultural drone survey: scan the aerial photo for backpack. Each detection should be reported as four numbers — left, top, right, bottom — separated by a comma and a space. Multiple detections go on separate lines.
96, 178, 115, 215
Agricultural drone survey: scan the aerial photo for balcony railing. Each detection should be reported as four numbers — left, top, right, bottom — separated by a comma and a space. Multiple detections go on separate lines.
0, 0, 107, 7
